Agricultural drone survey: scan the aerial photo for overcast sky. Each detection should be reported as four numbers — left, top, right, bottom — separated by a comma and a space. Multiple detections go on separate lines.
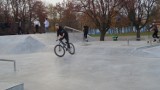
41, 0, 64, 5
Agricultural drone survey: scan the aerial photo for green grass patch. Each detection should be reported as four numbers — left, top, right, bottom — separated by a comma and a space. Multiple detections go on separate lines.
89, 31, 152, 37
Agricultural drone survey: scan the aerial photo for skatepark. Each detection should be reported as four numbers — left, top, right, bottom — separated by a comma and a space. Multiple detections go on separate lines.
0, 33, 160, 90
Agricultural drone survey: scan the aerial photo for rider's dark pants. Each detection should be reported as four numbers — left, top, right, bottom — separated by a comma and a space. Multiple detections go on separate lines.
35, 25, 39, 33
17, 27, 23, 34
152, 31, 159, 39
84, 33, 87, 39
59, 35, 70, 48
84, 31, 88, 39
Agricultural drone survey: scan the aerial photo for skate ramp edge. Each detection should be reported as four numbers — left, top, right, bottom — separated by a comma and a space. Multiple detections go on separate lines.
11, 36, 46, 54
0, 82, 24, 90
131, 44, 160, 58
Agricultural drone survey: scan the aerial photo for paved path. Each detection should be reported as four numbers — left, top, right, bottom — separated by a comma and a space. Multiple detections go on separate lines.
0, 33, 160, 90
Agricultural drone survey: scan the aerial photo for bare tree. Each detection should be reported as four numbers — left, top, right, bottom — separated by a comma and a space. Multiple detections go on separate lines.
150, 0, 160, 20
1, 0, 11, 22
61, 1, 79, 29
27, 0, 36, 33
0, 0, 48, 34
0, 0, 5, 22
47, 4, 57, 20
16, 0, 28, 33
79, 13, 96, 29
54, 2, 66, 23
33, 1, 47, 20
122, 0, 156, 40
76, 0, 123, 41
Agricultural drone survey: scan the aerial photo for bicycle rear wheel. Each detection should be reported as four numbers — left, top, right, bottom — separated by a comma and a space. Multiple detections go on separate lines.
54, 45, 65, 57
68, 43, 75, 55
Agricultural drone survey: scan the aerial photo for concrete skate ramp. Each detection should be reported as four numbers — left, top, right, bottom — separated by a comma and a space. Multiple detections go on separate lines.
0, 33, 95, 54
131, 44, 160, 58
27, 33, 96, 44
69, 32, 96, 42
11, 36, 46, 54
0, 35, 45, 54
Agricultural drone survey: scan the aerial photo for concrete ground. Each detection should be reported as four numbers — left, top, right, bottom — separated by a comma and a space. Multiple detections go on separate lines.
0, 33, 160, 90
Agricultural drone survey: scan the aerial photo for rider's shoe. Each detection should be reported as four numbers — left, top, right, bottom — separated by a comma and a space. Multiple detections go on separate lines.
86, 39, 88, 42
66, 48, 70, 51
153, 39, 156, 42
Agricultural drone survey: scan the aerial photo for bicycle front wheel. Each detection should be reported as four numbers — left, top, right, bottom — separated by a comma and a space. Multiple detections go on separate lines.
68, 43, 75, 55
54, 45, 65, 57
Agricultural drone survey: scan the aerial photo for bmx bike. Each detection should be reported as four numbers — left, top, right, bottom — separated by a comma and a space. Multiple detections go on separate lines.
54, 40, 75, 57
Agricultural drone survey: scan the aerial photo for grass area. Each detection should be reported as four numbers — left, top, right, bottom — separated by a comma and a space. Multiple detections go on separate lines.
90, 31, 152, 37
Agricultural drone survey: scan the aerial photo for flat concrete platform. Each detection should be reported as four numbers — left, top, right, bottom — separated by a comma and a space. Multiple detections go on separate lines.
0, 33, 160, 90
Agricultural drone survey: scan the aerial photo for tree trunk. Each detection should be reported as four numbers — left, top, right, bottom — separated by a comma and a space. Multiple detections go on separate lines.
100, 30, 106, 41
131, 22, 134, 32
136, 27, 141, 41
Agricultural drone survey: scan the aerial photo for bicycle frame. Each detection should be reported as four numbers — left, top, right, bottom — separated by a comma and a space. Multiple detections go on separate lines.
58, 40, 68, 50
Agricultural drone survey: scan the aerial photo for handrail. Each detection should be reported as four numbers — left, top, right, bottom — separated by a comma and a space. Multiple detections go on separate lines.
0, 59, 16, 72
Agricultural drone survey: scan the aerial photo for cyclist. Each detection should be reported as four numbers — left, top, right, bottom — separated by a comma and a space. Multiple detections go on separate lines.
55, 23, 70, 49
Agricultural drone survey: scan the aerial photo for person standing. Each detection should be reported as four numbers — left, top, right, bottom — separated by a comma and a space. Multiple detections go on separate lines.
83, 25, 89, 41
34, 19, 41, 33
17, 18, 23, 34
44, 18, 49, 33
150, 23, 159, 42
